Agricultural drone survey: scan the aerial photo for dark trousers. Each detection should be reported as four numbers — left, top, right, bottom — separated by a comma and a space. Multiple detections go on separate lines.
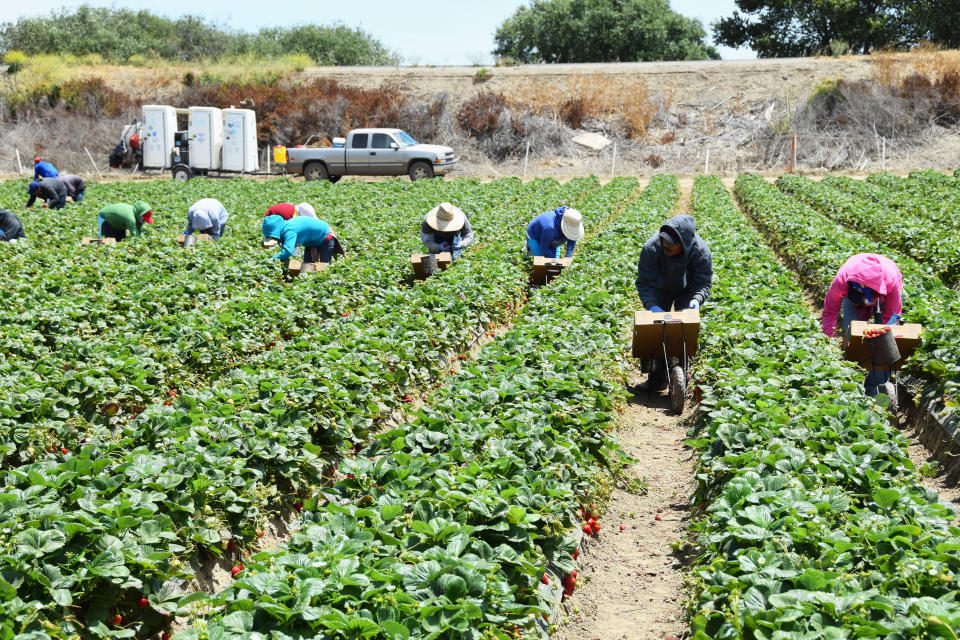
303, 237, 335, 264
98, 216, 126, 241
652, 290, 694, 312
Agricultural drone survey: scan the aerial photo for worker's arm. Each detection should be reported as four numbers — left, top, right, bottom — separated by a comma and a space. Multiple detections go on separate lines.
273, 228, 298, 261
564, 239, 576, 258
881, 282, 902, 324
25, 193, 37, 208
128, 213, 141, 237
33, 167, 40, 180
97, 214, 106, 239
821, 275, 846, 337
185, 211, 196, 236
686, 244, 713, 306
420, 219, 442, 252
209, 203, 227, 240
635, 247, 661, 310
456, 219, 474, 249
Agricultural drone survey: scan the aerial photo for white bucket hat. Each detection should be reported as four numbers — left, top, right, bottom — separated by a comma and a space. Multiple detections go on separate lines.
295, 202, 317, 218
425, 202, 466, 232
560, 208, 584, 241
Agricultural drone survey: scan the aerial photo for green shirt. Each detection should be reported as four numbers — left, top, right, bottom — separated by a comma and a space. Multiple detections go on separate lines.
98, 201, 150, 237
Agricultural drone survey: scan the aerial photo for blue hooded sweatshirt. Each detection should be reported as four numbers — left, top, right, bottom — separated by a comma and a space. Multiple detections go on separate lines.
33, 161, 58, 180
526, 207, 575, 258
635, 214, 713, 309
263, 215, 331, 261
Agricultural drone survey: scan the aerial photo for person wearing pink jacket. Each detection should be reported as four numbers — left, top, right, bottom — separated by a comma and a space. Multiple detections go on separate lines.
822, 253, 903, 397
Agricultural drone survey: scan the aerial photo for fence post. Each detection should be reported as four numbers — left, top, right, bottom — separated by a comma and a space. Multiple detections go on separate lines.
881, 137, 886, 171
522, 141, 530, 179
789, 133, 797, 173
610, 142, 617, 177
84, 147, 103, 180
704, 148, 710, 175
15, 149, 23, 174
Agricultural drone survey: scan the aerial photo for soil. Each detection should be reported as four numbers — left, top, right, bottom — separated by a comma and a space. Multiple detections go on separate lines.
553, 364, 695, 640
900, 417, 960, 525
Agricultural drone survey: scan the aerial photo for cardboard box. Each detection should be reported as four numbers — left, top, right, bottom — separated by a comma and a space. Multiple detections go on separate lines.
411, 252, 452, 280
288, 260, 330, 276
530, 256, 572, 285
845, 321, 922, 371
631, 308, 700, 359
81, 237, 116, 246
177, 233, 212, 245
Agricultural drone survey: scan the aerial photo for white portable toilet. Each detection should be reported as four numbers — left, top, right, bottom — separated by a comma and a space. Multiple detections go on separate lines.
188, 106, 223, 170
221, 108, 259, 172
141, 105, 176, 169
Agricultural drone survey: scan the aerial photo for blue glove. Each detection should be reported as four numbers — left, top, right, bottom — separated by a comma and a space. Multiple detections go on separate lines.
649, 305, 664, 313
688, 299, 700, 310
440, 242, 451, 251
887, 313, 901, 325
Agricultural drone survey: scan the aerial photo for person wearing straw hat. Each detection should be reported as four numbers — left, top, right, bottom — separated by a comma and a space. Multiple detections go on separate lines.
823, 253, 903, 398
185, 198, 230, 240
33, 158, 59, 181
97, 200, 153, 241
633, 214, 712, 392
25, 177, 68, 210
262, 214, 342, 265
421, 202, 474, 260
525, 206, 584, 259
264, 202, 317, 220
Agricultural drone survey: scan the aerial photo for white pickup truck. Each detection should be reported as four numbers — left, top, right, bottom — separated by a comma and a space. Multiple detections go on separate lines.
283, 128, 458, 182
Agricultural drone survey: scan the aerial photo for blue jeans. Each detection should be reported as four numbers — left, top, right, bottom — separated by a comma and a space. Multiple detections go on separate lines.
842, 297, 890, 396
72, 190, 85, 202
304, 237, 335, 264
526, 237, 562, 258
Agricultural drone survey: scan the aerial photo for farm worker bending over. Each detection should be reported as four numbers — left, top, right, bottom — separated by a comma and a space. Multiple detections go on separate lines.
421, 202, 474, 260
0, 208, 26, 242
186, 198, 229, 240
61, 175, 86, 202
98, 201, 153, 241
822, 253, 903, 398
633, 214, 713, 392
262, 214, 340, 264
25, 177, 67, 210
526, 206, 584, 258
33, 158, 59, 180
264, 202, 317, 220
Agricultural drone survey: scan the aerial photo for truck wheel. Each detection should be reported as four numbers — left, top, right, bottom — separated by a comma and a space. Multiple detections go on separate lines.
172, 164, 193, 181
328, 175, 342, 184
304, 162, 328, 181
408, 161, 434, 181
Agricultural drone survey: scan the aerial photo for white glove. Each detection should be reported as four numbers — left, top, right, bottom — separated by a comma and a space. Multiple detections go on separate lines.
688, 299, 700, 310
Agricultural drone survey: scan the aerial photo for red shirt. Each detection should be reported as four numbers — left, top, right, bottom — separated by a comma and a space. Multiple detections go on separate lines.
265, 203, 296, 220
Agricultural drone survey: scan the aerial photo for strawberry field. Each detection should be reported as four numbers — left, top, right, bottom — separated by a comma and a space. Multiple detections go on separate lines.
3, 170, 960, 640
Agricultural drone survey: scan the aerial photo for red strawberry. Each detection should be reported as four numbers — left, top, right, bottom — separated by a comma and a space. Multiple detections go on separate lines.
587, 518, 597, 528
162, 634, 172, 640
655, 514, 662, 521
257, 530, 264, 538
294, 501, 303, 512
540, 573, 549, 585
138, 596, 148, 608
111, 614, 122, 625
620, 524, 626, 531
572, 549, 579, 560
402, 395, 413, 403
60, 447, 69, 454
227, 539, 235, 551
231, 564, 244, 577
593, 523, 601, 533
582, 523, 593, 536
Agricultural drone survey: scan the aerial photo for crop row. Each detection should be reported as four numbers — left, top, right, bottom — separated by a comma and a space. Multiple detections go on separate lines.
687, 176, 960, 639
779, 173, 960, 284
171, 175, 680, 640
734, 174, 960, 420
1, 177, 636, 639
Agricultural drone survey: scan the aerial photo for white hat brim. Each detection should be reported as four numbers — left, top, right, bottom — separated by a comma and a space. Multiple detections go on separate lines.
425, 205, 466, 232
561, 218, 584, 242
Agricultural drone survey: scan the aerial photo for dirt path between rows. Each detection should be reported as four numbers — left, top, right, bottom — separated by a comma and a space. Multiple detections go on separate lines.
553, 366, 694, 640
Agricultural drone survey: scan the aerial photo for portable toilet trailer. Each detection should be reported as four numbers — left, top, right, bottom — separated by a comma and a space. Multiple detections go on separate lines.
188, 106, 223, 170
141, 105, 177, 169
221, 108, 259, 173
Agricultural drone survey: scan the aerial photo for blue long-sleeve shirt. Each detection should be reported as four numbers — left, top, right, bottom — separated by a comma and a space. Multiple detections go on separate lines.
262, 215, 331, 261
186, 198, 229, 240
526, 208, 575, 258
33, 161, 58, 180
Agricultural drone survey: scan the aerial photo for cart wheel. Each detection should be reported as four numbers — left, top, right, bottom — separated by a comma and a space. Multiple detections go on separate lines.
669, 366, 686, 414
172, 164, 193, 181
883, 381, 898, 416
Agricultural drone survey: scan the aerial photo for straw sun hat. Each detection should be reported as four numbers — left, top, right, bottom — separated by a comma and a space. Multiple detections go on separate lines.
560, 208, 584, 241
425, 202, 466, 232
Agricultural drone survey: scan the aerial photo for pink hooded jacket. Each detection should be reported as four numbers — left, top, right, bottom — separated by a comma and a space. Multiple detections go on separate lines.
822, 253, 903, 337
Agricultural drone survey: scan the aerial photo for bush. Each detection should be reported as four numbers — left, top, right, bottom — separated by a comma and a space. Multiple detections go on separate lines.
3, 50, 26, 74
455, 92, 508, 137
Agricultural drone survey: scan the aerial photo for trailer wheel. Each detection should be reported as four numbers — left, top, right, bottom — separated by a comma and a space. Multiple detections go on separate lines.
304, 162, 328, 181
408, 161, 434, 181
328, 175, 342, 184
172, 164, 193, 181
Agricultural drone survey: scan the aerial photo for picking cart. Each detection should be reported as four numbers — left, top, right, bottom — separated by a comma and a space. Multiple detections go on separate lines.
632, 309, 701, 414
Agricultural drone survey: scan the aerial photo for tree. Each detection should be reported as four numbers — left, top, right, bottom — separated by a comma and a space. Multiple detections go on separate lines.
492, 0, 719, 63
713, 0, 960, 58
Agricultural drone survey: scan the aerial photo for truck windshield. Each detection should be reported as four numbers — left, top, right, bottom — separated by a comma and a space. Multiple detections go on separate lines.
396, 131, 418, 147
